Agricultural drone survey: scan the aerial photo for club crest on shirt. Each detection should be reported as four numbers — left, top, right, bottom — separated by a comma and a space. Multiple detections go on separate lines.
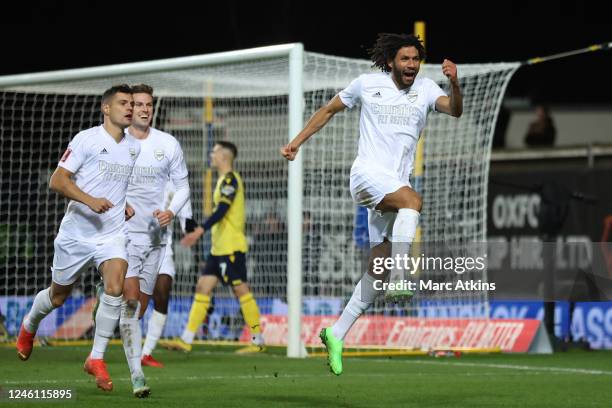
129, 148, 136, 160
154, 149, 164, 161
407, 90, 418, 103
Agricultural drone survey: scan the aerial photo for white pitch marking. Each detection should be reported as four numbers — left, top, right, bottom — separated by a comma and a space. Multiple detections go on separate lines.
369, 358, 612, 376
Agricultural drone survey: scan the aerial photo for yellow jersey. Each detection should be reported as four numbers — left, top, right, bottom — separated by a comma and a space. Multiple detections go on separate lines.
211, 171, 248, 255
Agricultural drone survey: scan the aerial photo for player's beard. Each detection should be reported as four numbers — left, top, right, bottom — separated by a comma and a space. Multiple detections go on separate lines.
391, 63, 416, 89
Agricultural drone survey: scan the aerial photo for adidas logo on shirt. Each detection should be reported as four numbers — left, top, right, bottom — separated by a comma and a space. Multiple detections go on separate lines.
372, 91, 382, 98
100, 148, 109, 155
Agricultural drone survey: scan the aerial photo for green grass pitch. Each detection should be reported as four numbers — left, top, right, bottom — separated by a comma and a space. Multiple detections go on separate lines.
1, 345, 612, 407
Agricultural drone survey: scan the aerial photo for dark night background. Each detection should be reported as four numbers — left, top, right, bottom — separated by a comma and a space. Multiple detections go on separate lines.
1, 1, 611, 104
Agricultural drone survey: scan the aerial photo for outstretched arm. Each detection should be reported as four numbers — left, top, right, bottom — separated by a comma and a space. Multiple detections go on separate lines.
280, 95, 347, 161
435, 59, 463, 118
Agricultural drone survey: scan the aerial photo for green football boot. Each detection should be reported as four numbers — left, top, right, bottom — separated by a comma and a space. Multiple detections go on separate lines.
319, 327, 343, 376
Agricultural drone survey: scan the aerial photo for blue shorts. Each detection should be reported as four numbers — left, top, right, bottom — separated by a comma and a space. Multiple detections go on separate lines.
202, 252, 247, 286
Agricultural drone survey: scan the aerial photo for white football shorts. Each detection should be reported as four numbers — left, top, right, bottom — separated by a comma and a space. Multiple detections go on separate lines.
51, 231, 128, 286
349, 159, 411, 247
126, 243, 166, 295
157, 243, 176, 279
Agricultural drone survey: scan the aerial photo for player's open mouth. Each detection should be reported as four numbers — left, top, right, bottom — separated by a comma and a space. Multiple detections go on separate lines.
126, 114, 133, 119
403, 71, 416, 80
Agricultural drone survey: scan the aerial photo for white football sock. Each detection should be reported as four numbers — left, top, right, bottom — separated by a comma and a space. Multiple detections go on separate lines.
24, 287, 55, 333
389, 208, 419, 284
120, 300, 143, 377
91, 293, 122, 359
331, 273, 380, 340
142, 310, 166, 356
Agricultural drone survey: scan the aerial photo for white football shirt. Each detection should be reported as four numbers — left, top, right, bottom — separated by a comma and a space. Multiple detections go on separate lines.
57, 125, 140, 242
126, 127, 189, 246
339, 72, 446, 182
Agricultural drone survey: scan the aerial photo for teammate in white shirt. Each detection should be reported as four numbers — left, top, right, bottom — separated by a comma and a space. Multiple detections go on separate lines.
16, 85, 140, 392
281, 33, 463, 375
118, 84, 190, 393
141, 182, 195, 368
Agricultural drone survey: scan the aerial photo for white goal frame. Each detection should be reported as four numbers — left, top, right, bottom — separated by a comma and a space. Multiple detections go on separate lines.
0, 43, 307, 358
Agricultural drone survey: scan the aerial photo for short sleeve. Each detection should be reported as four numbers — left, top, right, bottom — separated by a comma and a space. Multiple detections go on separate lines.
427, 79, 447, 112
338, 75, 363, 109
58, 132, 89, 173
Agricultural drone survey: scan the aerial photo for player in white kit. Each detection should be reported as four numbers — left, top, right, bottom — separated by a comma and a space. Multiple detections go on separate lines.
119, 84, 190, 395
16, 85, 140, 391
281, 33, 463, 375
141, 182, 194, 368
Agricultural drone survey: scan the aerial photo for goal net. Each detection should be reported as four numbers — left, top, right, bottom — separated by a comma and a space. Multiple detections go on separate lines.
0, 45, 518, 353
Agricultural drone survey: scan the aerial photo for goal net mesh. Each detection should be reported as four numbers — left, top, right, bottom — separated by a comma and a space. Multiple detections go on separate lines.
0, 49, 518, 350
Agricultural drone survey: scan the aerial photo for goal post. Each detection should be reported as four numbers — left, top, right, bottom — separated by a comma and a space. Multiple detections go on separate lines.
0, 44, 519, 358
0, 43, 308, 357
287, 43, 304, 358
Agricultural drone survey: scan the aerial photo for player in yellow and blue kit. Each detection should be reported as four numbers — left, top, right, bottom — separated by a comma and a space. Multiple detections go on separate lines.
161, 141, 264, 353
